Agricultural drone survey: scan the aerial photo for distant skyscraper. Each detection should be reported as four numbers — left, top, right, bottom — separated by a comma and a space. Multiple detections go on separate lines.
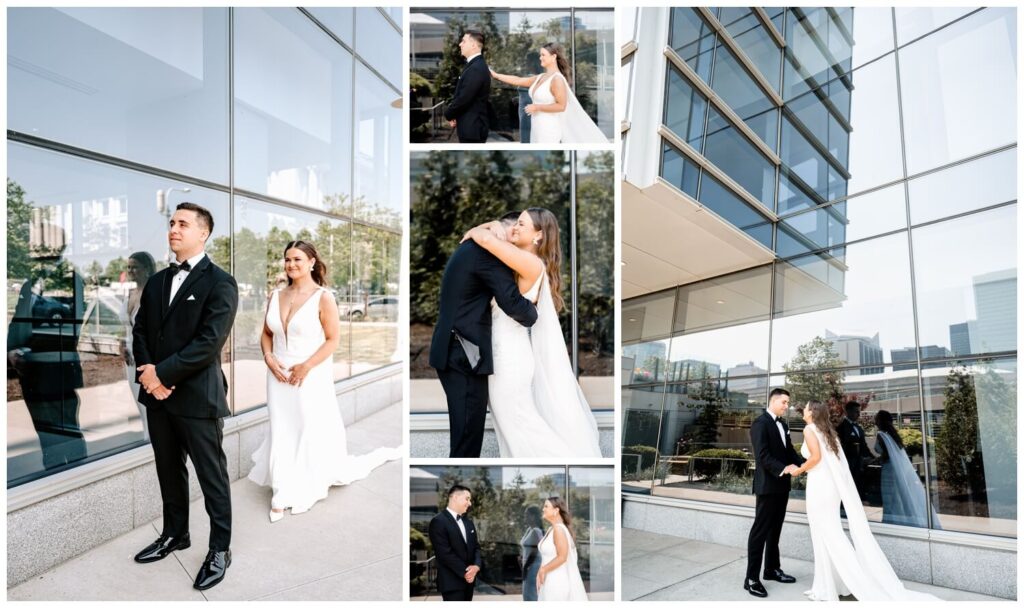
972, 269, 1017, 354
825, 330, 884, 374
892, 345, 952, 370
949, 322, 972, 357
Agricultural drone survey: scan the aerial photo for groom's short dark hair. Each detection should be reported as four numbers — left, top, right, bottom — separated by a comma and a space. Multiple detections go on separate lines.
499, 211, 521, 225
464, 29, 485, 48
768, 388, 790, 400
448, 484, 471, 497
176, 202, 214, 236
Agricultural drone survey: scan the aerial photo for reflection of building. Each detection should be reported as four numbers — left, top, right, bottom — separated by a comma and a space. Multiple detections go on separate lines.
7, 7, 403, 588
622, 7, 1017, 599
409, 465, 615, 600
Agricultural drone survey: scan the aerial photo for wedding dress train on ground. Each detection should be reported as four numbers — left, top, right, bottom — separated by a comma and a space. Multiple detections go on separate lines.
801, 424, 937, 601
248, 287, 400, 512
528, 72, 607, 144
489, 272, 602, 458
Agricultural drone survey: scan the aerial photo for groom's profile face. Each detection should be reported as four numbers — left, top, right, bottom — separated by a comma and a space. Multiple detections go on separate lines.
768, 394, 789, 417
449, 489, 472, 514
459, 34, 479, 59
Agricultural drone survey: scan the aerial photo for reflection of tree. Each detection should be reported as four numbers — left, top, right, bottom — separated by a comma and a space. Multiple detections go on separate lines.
936, 365, 979, 496
783, 336, 846, 413
682, 378, 727, 453
575, 152, 615, 372
8, 179, 33, 281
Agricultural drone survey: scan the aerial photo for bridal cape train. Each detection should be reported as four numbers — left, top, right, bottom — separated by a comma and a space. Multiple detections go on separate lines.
538, 523, 588, 601
248, 288, 401, 512
488, 272, 602, 457
801, 424, 937, 601
876, 431, 941, 529
528, 72, 607, 144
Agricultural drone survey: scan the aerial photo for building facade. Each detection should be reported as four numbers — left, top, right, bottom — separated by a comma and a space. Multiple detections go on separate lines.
621, 7, 1016, 598
7, 7, 403, 585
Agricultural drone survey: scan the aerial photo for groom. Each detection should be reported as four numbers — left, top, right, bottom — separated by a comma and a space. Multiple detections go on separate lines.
429, 212, 537, 457
428, 484, 484, 601
132, 202, 239, 591
745, 388, 805, 598
444, 29, 492, 143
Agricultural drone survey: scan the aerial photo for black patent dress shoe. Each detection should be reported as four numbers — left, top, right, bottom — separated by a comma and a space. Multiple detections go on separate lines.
764, 568, 797, 583
134, 533, 191, 563
193, 549, 231, 590
744, 578, 768, 597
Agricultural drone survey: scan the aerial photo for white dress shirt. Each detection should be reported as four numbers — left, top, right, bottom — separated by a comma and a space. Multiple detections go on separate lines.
447, 507, 467, 543
169, 251, 206, 305
465, 52, 481, 65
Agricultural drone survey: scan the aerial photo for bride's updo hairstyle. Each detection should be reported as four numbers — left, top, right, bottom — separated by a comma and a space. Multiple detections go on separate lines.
284, 240, 328, 287
526, 207, 564, 313
545, 496, 576, 541
805, 401, 840, 456
542, 42, 572, 88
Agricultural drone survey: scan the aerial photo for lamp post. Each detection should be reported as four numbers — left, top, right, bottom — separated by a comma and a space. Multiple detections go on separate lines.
156, 187, 191, 263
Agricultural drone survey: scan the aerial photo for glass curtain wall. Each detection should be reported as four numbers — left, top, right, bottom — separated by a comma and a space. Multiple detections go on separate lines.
409, 149, 615, 388
409, 8, 614, 142
624, 6, 1017, 539
7, 7, 402, 488
409, 465, 614, 599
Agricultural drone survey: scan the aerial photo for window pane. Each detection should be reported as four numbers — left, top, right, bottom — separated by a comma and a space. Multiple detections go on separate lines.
922, 358, 1016, 537
660, 142, 700, 199
305, 7, 353, 45
350, 225, 400, 376
669, 7, 716, 82
771, 233, 916, 372
697, 171, 773, 248
568, 467, 615, 594
232, 198, 353, 415
709, 39, 778, 151
576, 152, 615, 378
7, 142, 230, 487
8, 8, 229, 183
899, 8, 1017, 175
848, 7, 895, 69
778, 183, 907, 255
623, 290, 675, 386
909, 148, 1017, 226
664, 66, 708, 149
718, 7, 782, 91
895, 7, 977, 45
354, 64, 402, 229
574, 10, 616, 141
673, 265, 772, 334
622, 385, 665, 493
234, 8, 353, 210
704, 108, 776, 209
355, 7, 401, 88
911, 204, 1017, 359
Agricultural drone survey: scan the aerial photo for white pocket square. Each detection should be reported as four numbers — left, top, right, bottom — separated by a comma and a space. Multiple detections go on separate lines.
187, 294, 196, 301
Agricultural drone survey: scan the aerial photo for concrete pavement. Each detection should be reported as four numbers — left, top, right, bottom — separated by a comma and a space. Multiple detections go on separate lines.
8, 402, 403, 601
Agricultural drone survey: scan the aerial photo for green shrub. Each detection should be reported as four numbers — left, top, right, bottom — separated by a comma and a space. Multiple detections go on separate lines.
622, 444, 658, 470
690, 448, 751, 482
897, 428, 924, 458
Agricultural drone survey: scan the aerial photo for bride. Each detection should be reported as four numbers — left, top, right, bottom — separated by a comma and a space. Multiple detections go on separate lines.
793, 402, 937, 601
490, 42, 607, 144
536, 497, 588, 601
248, 240, 401, 521
874, 410, 941, 529
461, 209, 602, 458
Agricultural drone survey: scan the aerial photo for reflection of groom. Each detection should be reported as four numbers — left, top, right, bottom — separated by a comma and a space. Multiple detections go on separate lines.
429, 485, 484, 601
429, 212, 536, 457
132, 202, 239, 591
745, 388, 805, 598
444, 29, 492, 143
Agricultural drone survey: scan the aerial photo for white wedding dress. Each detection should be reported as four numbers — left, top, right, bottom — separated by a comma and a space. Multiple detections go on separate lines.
538, 523, 588, 601
248, 288, 401, 512
801, 424, 938, 601
489, 272, 602, 458
528, 72, 607, 144
875, 431, 941, 529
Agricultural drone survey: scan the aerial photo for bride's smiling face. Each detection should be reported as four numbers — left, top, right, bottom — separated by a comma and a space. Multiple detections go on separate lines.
538, 47, 554, 69
511, 210, 542, 250
284, 247, 313, 281
542, 500, 557, 523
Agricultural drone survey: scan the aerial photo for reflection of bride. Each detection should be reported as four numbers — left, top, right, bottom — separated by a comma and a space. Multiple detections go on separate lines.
873, 410, 941, 529
490, 42, 607, 144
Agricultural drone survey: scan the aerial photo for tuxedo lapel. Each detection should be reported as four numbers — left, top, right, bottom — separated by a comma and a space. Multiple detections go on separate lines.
162, 256, 211, 324
444, 510, 469, 550
161, 269, 172, 318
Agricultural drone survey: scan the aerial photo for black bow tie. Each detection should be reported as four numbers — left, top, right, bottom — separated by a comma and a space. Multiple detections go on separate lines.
169, 261, 192, 276
456, 514, 463, 521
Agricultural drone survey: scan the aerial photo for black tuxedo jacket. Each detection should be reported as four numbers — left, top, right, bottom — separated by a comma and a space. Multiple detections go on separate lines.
444, 55, 492, 142
428, 510, 483, 595
428, 241, 537, 375
838, 418, 871, 472
750, 412, 806, 495
132, 255, 238, 418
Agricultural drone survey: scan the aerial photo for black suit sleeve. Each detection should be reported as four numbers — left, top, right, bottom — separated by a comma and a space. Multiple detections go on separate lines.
751, 418, 790, 477
444, 63, 487, 120
428, 517, 468, 577
477, 252, 538, 328
131, 279, 157, 381
154, 274, 238, 387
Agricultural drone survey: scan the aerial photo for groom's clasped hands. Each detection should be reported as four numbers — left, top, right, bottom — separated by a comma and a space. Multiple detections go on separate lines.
783, 464, 803, 476
137, 364, 174, 400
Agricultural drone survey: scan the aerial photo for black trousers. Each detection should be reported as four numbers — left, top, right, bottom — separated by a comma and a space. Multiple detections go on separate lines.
747, 492, 790, 580
437, 363, 488, 458
441, 586, 475, 601
148, 407, 232, 551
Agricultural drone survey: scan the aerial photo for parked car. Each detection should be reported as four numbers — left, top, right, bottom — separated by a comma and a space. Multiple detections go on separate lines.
31, 294, 72, 327
339, 296, 398, 321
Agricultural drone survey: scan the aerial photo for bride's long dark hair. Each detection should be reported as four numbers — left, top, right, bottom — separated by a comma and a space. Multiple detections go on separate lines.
806, 401, 840, 456
284, 240, 328, 286
542, 42, 572, 88
545, 496, 576, 542
526, 207, 564, 313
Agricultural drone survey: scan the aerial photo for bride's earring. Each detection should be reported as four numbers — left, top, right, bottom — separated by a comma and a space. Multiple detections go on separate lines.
533, 237, 540, 246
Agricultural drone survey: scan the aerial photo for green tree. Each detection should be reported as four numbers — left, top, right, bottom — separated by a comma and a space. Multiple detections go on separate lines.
935, 365, 979, 495
411, 151, 462, 323
783, 336, 847, 409
7, 179, 33, 281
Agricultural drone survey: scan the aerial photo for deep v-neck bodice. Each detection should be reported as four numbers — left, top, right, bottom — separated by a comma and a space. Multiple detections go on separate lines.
268, 287, 326, 359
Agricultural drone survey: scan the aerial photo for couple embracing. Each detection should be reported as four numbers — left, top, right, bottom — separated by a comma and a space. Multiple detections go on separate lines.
443, 30, 605, 144
430, 209, 601, 458
747, 389, 938, 601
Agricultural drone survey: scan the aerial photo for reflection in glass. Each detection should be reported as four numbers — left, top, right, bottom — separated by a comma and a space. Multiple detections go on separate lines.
899, 8, 1017, 175
574, 10, 616, 140
576, 152, 615, 377
673, 265, 772, 334
894, 7, 976, 45
6, 143, 230, 487
664, 66, 708, 149
8, 8, 230, 183
621, 385, 665, 493
911, 204, 1017, 359
234, 8, 353, 209
669, 7, 715, 82
846, 7, 895, 69
660, 142, 700, 199
704, 108, 776, 209
908, 148, 1017, 226
305, 7, 353, 44
354, 63, 402, 228
717, 7, 782, 92
698, 171, 773, 248
709, 39, 778, 151
354, 7, 401, 87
